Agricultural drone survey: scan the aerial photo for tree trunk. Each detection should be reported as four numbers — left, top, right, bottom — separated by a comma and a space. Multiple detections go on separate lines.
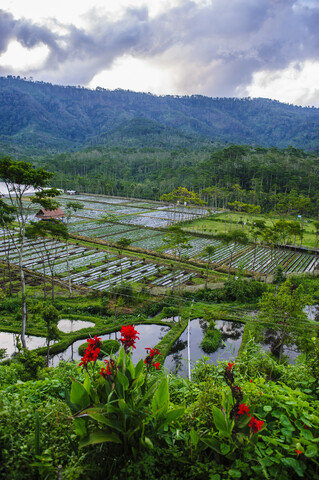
66, 241, 72, 297
19, 260, 27, 349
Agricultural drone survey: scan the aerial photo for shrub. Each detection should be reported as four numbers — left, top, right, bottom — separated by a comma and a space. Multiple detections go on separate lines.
201, 323, 222, 353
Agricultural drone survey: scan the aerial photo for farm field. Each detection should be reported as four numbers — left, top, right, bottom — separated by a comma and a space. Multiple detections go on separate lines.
63, 194, 319, 276
187, 211, 319, 248
2, 194, 318, 299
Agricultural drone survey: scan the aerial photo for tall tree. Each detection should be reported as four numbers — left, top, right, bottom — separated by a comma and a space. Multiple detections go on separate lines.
65, 200, 83, 296
203, 245, 216, 289
258, 279, 311, 362
0, 157, 59, 348
25, 220, 69, 302
0, 201, 16, 295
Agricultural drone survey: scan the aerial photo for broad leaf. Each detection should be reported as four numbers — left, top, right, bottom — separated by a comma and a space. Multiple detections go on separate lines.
79, 430, 121, 448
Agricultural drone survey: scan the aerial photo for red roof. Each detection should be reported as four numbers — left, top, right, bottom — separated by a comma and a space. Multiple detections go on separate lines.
36, 207, 65, 219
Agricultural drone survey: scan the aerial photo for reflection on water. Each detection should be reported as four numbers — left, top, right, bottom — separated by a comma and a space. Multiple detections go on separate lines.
57, 319, 95, 333
50, 324, 171, 367
0, 331, 47, 358
304, 304, 319, 321
164, 318, 244, 378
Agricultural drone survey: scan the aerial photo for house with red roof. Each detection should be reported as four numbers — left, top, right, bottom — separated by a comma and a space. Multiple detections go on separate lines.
35, 207, 65, 221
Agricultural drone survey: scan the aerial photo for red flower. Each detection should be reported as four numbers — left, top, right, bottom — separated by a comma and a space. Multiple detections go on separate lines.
237, 403, 250, 416
87, 335, 102, 348
152, 362, 161, 370
145, 347, 161, 358
249, 379, 253, 383
226, 362, 235, 371
249, 417, 264, 433
295, 450, 302, 455
79, 335, 102, 367
119, 325, 140, 352
99, 359, 116, 377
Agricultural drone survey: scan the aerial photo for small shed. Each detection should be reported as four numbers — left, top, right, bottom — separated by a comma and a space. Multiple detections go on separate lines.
35, 207, 65, 221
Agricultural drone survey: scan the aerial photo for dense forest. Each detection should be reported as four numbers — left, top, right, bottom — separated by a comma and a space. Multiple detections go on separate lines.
0, 76, 318, 153
36, 144, 319, 214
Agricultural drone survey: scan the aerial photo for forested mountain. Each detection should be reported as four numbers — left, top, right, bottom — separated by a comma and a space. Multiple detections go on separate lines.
0, 76, 318, 154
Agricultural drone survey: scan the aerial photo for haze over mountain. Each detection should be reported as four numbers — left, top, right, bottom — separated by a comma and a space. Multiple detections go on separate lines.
0, 76, 318, 154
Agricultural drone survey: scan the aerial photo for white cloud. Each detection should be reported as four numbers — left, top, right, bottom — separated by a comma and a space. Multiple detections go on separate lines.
0, 40, 49, 70
243, 61, 319, 107
89, 55, 177, 95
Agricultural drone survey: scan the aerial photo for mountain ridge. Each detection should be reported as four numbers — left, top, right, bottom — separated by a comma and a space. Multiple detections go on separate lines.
0, 76, 318, 153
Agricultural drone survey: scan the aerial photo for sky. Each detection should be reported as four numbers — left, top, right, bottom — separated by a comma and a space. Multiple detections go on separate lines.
0, 0, 319, 107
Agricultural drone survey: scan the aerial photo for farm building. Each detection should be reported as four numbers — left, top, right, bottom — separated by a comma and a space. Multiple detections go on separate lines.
35, 207, 65, 221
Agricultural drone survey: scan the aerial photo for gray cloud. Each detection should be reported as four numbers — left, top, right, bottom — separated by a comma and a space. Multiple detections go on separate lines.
0, 0, 318, 102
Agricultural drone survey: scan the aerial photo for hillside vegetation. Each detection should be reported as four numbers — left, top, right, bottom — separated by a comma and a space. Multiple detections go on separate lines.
0, 76, 318, 153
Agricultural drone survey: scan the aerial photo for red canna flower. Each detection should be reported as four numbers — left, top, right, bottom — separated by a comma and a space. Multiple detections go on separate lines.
249, 379, 253, 383
226, 362, 235, 371
249, 417, 264, 433
145, 347, 161, 358
119, 325, 140, 352
99, 358, 116, 378
145, 347, 161, 369
295, 450, 302, 455
87, 335, 102, 348
237, 403, 250, 416
79, 335, 103, 367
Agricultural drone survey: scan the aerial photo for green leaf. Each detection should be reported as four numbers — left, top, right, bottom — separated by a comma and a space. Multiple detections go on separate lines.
79, 430, 121, 448
143, 436, 153, 449
263, 405, 272, 412
281, 458, 306, 477
117, 371, 129, 390
164, 408, 184, 424
73, 418, 87, 440
202, 437, 221, 454
212, 406, 233, 437
70, 379, 90, 409
152, 377, 169, 417
135, 358, 145, 378
280, 414, 292, 428
84, 409, 122, 432
305, 445, 318, 458
220, 443, 231, 455
190, 428, 199, 447
228, 469, 242, 478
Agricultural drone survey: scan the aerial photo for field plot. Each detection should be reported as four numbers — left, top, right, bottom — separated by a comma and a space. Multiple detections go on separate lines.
231, 246, 318, 274
60, 195, 130, 204
118, 215, 172, 228
0, 228, 198, 290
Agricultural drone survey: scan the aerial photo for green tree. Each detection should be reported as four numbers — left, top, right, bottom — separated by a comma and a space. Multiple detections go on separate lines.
219, 230, 248, 278
0, 201, 16, 295
162, 225, 191, 260
25, 220, 68, 302
203, 245, 216, 289
65, 201, 84, 296
0, 157, 59, 348
42, 304, 60, 366
258, 279, 311, 362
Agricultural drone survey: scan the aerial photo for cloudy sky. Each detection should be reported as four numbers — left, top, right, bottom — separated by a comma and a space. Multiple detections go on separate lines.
0, 0, 318, 106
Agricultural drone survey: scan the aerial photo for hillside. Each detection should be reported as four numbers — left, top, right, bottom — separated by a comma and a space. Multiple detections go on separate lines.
0, 76, 318, 153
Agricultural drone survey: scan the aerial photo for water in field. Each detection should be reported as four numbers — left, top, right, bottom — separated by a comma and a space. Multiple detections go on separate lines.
164, 318, 244, 378
57, 319, 95, 333
50, 323, 170, 366
0, 331, 47, 358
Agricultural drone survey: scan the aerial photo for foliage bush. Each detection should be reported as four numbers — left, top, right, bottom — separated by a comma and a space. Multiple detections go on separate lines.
201, 322, 222, 353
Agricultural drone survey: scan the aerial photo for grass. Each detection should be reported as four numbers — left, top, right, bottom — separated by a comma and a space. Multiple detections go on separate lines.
184, 212, 319, 249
